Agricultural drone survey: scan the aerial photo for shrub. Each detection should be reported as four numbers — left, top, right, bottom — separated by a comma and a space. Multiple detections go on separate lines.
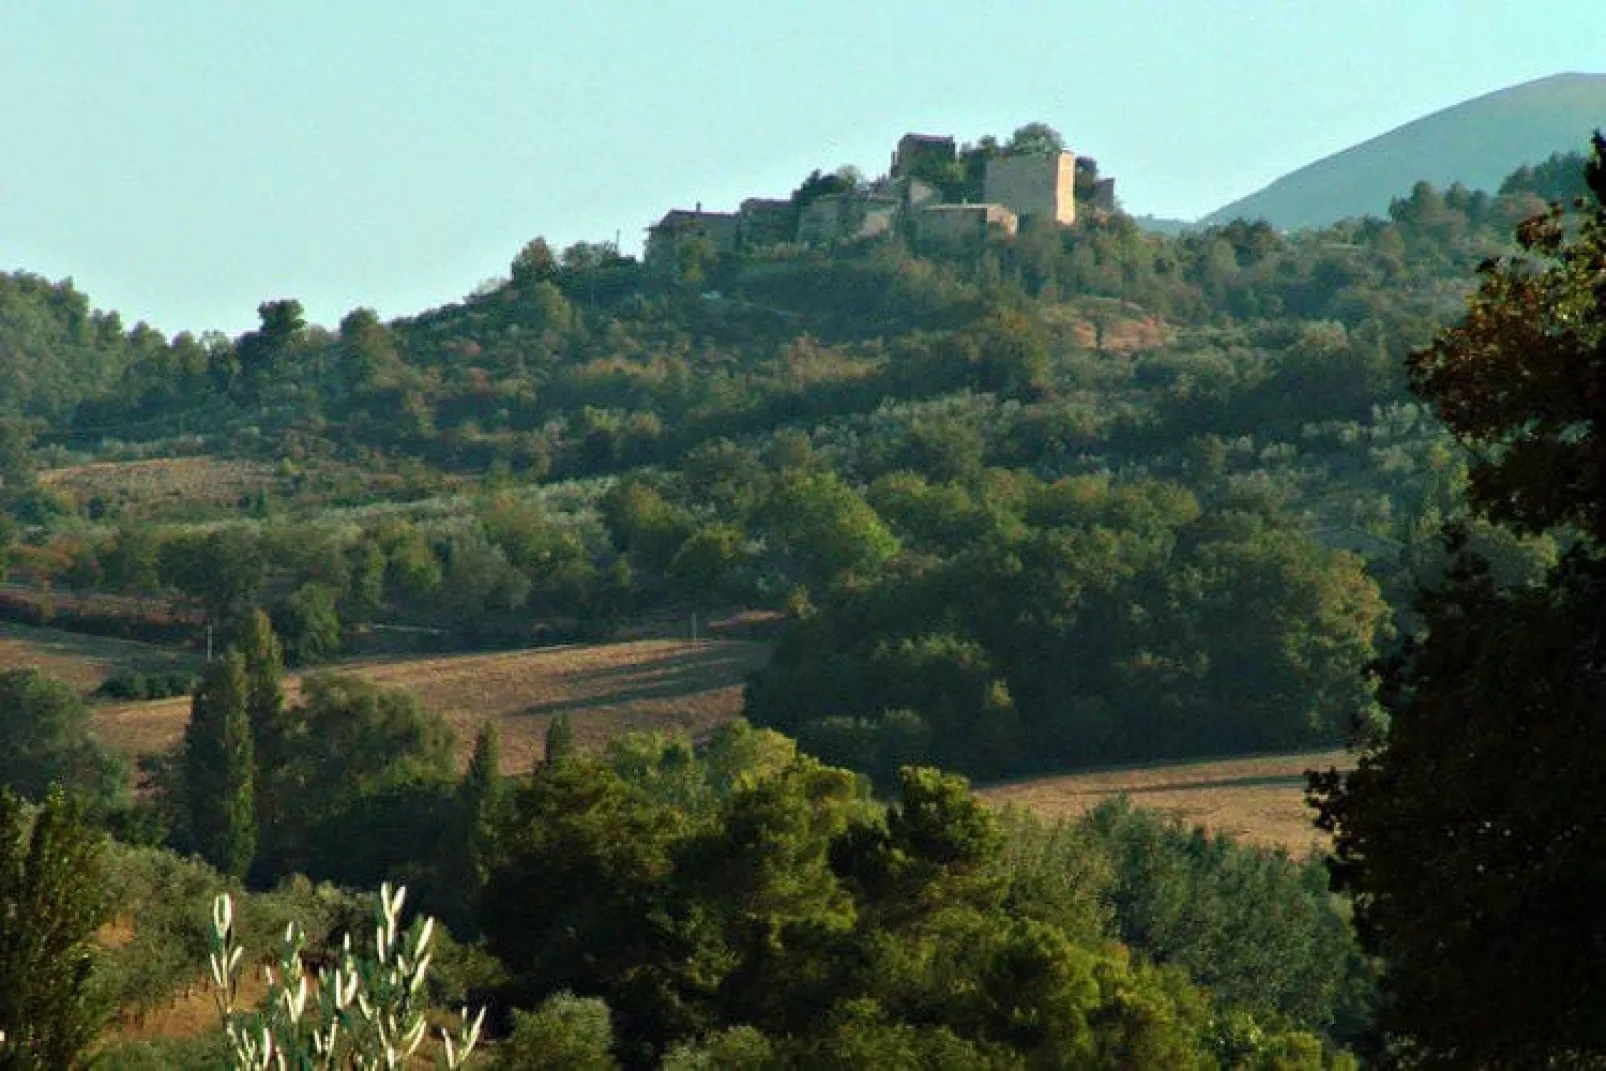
207, 883, 483, 1070
97, 670, 196, 701
496, 993, 619, 1070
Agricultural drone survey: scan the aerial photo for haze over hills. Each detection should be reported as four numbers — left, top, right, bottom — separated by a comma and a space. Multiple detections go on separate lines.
1198, 72, 1606, 230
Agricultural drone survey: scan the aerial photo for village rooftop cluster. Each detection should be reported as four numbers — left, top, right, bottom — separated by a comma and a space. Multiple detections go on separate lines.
645, 132, 1118, 266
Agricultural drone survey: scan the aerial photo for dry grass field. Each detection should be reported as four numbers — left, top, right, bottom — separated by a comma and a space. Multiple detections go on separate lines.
977, 749, 1354, 856
93, 638, 770, 774
0, 620, 197, 692
41, 617, 1343, 855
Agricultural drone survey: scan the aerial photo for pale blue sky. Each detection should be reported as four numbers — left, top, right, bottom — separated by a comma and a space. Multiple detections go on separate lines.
3, 2, 1603, 336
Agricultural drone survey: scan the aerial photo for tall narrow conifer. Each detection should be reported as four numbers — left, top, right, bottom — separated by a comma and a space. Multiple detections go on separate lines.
184, 649, 256, 878
233, 610, 289, 872
458, 722, 504, 886
545, 713, 576, 765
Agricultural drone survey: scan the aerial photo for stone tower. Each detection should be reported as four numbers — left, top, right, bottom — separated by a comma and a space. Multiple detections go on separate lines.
983, 150, 1076, 226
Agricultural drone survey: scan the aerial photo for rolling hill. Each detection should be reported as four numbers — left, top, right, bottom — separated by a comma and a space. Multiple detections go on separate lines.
1200, 72, 1606, 230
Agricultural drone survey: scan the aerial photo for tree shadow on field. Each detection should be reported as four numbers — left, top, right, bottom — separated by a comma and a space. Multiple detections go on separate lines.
1071, 772, 1311, 798
515, 643, 767, 719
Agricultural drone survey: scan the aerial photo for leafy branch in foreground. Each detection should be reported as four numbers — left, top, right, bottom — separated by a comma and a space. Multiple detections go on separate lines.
208, 883, 484, 1070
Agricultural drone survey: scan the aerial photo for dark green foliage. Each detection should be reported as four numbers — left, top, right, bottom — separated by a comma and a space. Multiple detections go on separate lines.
0, 273, 151, 419
460, 722, 504, 853
377, 520, 442, 603
510, 237, 559, 287
88, 840, 370, 1065
659, 1025, 774, 1070
544, 712, 575, 764
181, 652, 255, 878
755, 470, 900, 593
479, 757, 688, 1057
1315, 546, 1606, 1065
230, 610, 291, 880
1006, 121, 1065, 157
13, 148, 1553, 714
1083, 800, 1372, 1041
1316, 549, 1606, 1066
780, 999, 1014, 1069
0, 788, 110, 1070
95, 670, 194, 701
269, 674, 458, 898
477, 735, 1318, 1068
271, 581, 341, 666
341, 539, 387, 624
1310, 136, 1606, 1066
286, 674, 456, 798
96, 524, 160, 598
600, 479, 696, 579
439, 722, 506, 933
1498, 149, 1592, 205
432, 528, 530, 627
156, 528, 264, 625
748, 477, 1385, 780
0, 515, 15, 578
0, 669, 126, 812
0, 421, 38, 505
161, 661, 460, 895
233, 300, 306, 399
496, 992, 620, 1071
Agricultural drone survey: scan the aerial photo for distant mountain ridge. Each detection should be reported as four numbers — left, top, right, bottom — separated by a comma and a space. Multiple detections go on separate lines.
1200, 73, 1606, 230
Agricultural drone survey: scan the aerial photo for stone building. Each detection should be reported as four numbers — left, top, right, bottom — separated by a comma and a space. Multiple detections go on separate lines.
890, 133, 956, 179
797, 193, 904, 245
857, 195, 902, 240
646, 129, 1107, 262
884, 175, 942, 212
738, 198, 794, 248
983, 150, 1076, 226
796, 195, 848, 245
645, 207, 739, 265
1089, 177, 1118, 214
916, 203, 1019, 244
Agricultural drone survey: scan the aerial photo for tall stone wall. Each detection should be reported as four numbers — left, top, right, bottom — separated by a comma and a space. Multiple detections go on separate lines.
916, 204, 1019, 244
983, 151, 1076, 226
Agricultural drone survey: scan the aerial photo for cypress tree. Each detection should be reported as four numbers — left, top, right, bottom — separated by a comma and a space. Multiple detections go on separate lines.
184, 650, 256, 878
545, 712, 576, 765
456, 722, 505, 900
232, 610, 289, 873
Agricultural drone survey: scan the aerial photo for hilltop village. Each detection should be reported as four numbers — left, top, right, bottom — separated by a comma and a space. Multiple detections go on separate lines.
644, 130, 1118, 267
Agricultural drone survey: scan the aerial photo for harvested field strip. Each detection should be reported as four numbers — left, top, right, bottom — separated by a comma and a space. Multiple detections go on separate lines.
92, 638, 769, 775
0, 620, 197, 693
977, 749, 1354, 855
